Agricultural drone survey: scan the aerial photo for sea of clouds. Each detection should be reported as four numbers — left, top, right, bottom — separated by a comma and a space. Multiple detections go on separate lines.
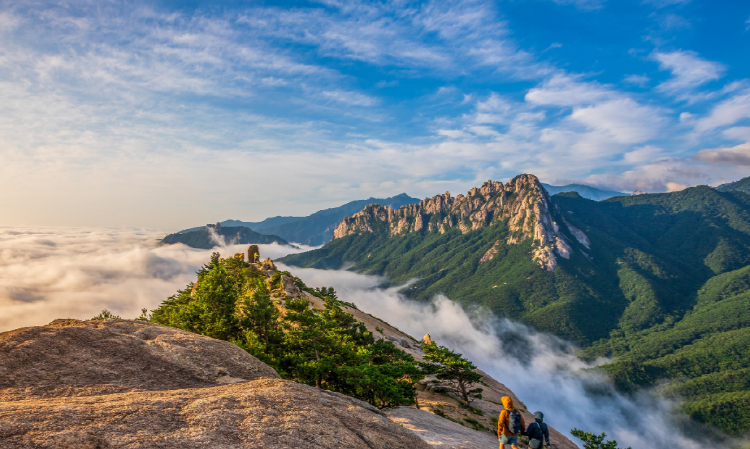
0, 227, 739, 448
0, 227, 311, 331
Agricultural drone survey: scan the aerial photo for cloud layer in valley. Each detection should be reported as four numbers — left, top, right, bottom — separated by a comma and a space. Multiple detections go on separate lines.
1, 0, 749, 229
0, 227, 309, 331
289, 267, 741, 449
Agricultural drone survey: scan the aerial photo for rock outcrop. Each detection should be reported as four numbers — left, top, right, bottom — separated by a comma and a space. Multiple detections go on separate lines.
248, 244, 260, 263
333, 174, 582, 271
0, 319, 279, 401
0, 319, 431, 449
281, 274, 302, 297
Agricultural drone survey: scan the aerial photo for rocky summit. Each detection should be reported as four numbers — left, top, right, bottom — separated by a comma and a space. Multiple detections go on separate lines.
0, 319, 430, 449
333, 174, 587, 271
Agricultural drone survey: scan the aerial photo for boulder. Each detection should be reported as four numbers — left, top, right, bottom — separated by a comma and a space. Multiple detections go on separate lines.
261, 257, 276, 274
281, 274, 301, 297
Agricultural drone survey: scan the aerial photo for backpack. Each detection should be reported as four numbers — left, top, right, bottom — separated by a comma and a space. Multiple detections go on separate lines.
528, 422, 548, 449
506, 408, 522, 434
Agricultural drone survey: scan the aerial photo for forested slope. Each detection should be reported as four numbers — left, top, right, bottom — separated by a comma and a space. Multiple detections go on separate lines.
282, 179, 750, 433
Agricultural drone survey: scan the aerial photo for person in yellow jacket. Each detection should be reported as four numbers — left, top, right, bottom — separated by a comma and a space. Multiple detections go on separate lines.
497, 396, 525, 449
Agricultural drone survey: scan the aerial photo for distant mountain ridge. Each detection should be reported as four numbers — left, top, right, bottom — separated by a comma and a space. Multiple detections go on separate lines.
541, 183, 626, 201
162, 224, 289, 249
717, 175, 750, 194
174, 193, 420, 246
281, 175, 750, 433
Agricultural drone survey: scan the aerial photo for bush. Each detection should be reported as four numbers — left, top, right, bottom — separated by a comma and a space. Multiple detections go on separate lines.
89, 309, 120, 320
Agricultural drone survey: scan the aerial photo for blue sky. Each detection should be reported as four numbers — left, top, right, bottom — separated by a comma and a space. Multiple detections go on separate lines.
0, 0, 749, 229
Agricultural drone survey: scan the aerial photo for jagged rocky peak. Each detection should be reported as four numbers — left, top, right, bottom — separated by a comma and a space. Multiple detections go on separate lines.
334, 174, 582, 271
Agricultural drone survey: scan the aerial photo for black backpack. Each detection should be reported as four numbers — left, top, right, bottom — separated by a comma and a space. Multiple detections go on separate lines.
507, 408, 522, 434
528, 422, 548, 449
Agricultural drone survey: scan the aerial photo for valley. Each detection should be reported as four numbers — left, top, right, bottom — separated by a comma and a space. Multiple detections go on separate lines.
282, 174, 750, 433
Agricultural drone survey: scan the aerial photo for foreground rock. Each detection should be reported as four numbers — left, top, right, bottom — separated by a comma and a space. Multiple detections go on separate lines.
1, 379, 428, 449
387, 407, 498, 449
0, 318, 278, 401
0, 320, 430, 449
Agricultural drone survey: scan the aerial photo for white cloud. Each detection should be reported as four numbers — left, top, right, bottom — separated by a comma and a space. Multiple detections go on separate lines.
666, 181, 689, 191
584, 156, 748, 192
570, 98, 665, 144
694, 142, 750, 166
694, 90, 750, 132
643, 0, 691, 7
320, 89, 378, 106
624, 74, 650, 87
655, 13, 691, 30
653, 50, 725, 100
623, 146, 663, 164
0, 11, 20, 32
549, 0, 604, 11
0, 0, 746, 229
0, 228, 314, 332
526, 74, 612, 106
723, 126, 750, 141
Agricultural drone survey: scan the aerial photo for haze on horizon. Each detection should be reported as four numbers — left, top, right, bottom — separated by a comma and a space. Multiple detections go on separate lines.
1, 0, 749, 230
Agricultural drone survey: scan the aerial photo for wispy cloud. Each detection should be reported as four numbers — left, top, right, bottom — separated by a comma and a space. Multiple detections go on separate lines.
694, 89, 750, 132
643, 0, 692, 8
0, 0, 747, 226
548, 0, 605, 11
653, 50, 725, 101
624, 74, 650, 87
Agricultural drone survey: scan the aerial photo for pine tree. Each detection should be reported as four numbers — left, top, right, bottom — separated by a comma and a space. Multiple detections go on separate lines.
421, 343, 484, 405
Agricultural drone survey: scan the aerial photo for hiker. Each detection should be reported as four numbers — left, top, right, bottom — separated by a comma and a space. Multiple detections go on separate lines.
497, 396, 525, 449
526, 411, 551, 449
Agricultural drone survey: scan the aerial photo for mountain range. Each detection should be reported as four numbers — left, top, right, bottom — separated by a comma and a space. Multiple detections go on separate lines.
541, 183, 626, 201
163, 186, 628, 250
174, 193, 421, 246
281, 174, 750, 433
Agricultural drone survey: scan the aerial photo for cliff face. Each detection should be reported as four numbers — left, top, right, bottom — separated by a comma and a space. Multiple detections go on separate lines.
333, 174, 577, 271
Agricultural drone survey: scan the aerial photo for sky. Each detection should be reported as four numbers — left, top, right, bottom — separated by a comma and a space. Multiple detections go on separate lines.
1, 0, 749, 230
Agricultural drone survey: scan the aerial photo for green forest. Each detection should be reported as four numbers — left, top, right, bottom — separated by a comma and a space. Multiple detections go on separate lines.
281, 182, 750, 433
147, 253, 480, 410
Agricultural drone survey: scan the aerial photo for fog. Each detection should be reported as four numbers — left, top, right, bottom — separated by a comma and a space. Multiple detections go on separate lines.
283, 269, 738, 449
0, 227, 739, 448
0, 227, 311, 331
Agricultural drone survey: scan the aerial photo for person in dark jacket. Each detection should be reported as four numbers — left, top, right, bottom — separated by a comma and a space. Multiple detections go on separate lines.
525, 411, 550, 449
